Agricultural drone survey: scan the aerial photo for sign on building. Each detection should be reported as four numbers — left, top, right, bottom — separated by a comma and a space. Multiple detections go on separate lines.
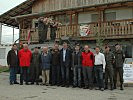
123, 64, 133, 83
80, 24, 91, 36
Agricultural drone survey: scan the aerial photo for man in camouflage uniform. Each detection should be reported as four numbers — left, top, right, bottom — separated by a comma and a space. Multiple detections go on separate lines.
114, 44, 125, 90
104, 46, 114, 90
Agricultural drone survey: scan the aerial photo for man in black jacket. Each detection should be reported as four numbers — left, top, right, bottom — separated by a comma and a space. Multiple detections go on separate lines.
7, 44, 19, 85
72, 44, 82, 88
51, 44, 61, 86
60, 42, 72, 87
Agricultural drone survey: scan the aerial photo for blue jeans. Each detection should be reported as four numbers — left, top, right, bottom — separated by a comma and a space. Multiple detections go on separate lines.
73, 66, 81, 86
9, 67, 17, 83
94, 65, 104, 88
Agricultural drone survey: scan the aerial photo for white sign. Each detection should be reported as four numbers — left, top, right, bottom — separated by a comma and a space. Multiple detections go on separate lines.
80, 24, 90, 36
123, 64, 133, 83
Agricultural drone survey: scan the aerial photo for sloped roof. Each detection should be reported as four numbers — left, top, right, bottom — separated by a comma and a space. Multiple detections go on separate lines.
0, 0, 36, 28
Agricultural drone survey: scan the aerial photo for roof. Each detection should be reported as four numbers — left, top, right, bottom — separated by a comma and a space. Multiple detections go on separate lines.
0, 0, 36, 28
0, 0, 132, 28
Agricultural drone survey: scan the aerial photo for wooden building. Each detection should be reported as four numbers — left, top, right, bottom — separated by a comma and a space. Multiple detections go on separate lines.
0, 0, 133, 57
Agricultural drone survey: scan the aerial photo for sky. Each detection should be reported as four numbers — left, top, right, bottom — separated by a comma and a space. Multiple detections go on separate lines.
0, 0, 26, 44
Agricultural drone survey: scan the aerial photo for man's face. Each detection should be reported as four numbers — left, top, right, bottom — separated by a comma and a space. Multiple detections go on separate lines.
23, 45, 28, 51
54, 44, 59, 50
63, 43, 68, 49
84, 45, 89, 52
43, 47, 48, 53
75, 46, 80, 51
34, 48, 39, 53
13, 45, 17, 50
105, 47, 110, 52
115, 45, 120, 51
95, 47, 100, 54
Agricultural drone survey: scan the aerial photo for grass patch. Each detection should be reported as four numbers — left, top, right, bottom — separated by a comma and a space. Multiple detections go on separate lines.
0, 67, 9, 73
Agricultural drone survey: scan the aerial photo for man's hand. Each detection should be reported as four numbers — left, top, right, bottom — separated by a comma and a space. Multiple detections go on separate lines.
71, 67, 73, 71
103, 68, 105, 73
7, 65, 10, 68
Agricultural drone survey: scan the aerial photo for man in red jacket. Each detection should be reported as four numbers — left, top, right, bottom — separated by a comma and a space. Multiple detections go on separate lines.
18, 44, 32, 85
82, 45, 94, 89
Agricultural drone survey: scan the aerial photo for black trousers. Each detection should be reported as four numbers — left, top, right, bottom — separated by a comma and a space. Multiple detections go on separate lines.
30, 66, 40, 83
51, 65, 61, 85
82, 67, 93, 87
114, 67, 124, 85
61, 63, 70, 86
20, 67, 29, 84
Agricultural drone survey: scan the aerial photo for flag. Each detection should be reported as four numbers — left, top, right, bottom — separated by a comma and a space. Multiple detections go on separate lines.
27, 29, 31, 44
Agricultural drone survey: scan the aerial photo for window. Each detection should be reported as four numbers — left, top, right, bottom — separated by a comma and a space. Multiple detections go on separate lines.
91, 14, 99, 22
55, 14, 70, 25
122, 45, 132, 58
105, 12, 116, 21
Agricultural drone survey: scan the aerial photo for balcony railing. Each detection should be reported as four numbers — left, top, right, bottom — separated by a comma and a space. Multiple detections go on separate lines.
20, 28, 39, 43
20, 19, 133, 43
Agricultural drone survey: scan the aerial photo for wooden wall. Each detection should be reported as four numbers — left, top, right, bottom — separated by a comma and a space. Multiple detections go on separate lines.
32, 0, 128, 13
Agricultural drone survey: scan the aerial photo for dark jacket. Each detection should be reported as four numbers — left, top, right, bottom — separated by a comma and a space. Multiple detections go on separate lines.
7, 49, 19, 67
41, 52, 51, 70
51, 49, 60, 66
60, 48, 72, 67
114, 50, 125, 68
104, 51, 114, 68
72, 51, 82, 68
31, 52, 41, 67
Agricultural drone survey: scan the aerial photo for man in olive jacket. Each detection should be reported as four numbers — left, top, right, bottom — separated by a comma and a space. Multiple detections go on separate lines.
104, 46, 114, 90
7, 44, 19, 85
30, 47, 41, 85
114, 44, 125, 90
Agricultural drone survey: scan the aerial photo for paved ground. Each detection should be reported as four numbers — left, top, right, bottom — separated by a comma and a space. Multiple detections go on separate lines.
0, 72, 133, 100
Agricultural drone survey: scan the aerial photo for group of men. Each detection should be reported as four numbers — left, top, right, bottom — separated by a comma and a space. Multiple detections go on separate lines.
7, 42, 125, 91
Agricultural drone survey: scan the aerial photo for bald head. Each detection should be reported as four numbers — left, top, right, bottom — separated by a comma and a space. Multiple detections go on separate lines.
43, 46, 48, 53
84, 45, 90, 52
23, 44, 28, 51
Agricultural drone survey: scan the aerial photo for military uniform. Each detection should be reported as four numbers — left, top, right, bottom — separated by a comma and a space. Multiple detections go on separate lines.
114, 50, 125, 90
104, 51, 114, 90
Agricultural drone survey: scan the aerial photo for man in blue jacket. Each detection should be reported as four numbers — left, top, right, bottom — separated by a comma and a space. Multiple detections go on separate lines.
41, 46, 51, 86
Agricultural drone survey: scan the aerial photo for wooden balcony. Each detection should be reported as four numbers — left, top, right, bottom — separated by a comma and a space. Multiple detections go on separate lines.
20, 19, 133, 43
57, 19, 133, 40
20, 28, 39, 43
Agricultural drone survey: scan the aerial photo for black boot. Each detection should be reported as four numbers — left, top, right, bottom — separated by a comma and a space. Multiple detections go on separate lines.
114, 84, 116, 89
104, 85, 108, 90
110, 84, 114, 90
120, 84, 124, 90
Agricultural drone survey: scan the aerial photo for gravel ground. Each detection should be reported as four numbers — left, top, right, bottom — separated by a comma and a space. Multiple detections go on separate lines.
0, 72, 133, 100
